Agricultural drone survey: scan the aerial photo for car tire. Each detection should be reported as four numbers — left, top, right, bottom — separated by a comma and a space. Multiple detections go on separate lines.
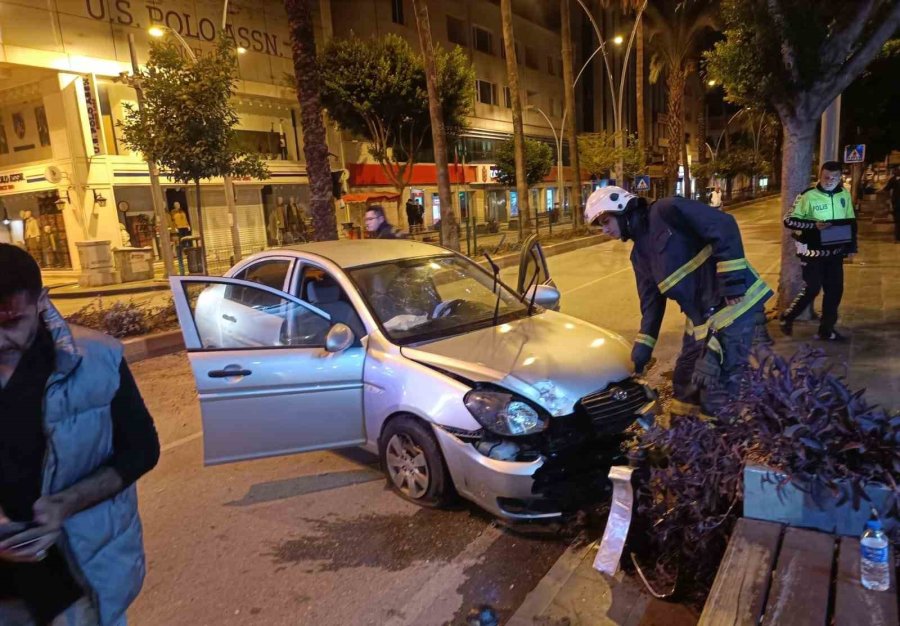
379, 416, 454, 508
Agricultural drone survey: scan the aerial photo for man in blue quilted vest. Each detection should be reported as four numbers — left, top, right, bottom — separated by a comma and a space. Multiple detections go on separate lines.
0, 243, 159, 625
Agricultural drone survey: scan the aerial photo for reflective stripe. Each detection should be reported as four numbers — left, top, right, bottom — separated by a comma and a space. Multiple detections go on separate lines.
716, 258, 747, 273
658, 245, 713, 293
688, 275, 773, 339
707, 335, 723, 362
670, 399, 700, 416
635, 333, 657, 348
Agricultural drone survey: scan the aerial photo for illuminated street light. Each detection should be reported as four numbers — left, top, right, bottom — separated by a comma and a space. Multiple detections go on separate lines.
613, 35, 624, 46
237, 46, 247, 55
148, 26, 165, 38
708, 79, 717, 87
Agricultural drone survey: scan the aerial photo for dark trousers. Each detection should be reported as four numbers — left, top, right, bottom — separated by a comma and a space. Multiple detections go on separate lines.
671, 310, 759, 418
783, 255, 844, 336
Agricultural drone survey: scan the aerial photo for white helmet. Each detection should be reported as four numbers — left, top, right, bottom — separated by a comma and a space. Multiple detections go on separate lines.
583, 186, 636, 225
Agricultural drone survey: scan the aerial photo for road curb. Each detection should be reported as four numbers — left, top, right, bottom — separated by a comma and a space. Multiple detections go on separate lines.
476, 233, 609, 271
123, 329, 184, 363
507, 541, 596, 625
49, 281, 171, 299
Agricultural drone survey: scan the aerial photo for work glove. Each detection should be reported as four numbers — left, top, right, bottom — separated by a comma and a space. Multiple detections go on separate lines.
631, 342, 653, 375
691, 333, 723, 390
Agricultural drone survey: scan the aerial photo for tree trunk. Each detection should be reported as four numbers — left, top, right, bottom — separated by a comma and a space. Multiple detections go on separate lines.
411, 0, 458, 250
500, 0, 531, 237
194, 179, 207, 274
560, 0, 582, 223
285, 0, 337, 242
696, 94, 706, 164
664, 68, 685, 195
681, 106, 691, 199
777, 116, 817, 309
635, 16, 645, 151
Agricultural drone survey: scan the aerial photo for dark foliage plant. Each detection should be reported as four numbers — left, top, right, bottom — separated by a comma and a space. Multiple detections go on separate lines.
632, 346, 900, 599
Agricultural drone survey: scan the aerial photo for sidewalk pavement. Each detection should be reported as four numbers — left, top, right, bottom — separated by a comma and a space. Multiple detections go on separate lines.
509, 195, 898, 626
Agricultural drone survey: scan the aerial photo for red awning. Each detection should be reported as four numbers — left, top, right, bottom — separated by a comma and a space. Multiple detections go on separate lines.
342, 192, 401, 203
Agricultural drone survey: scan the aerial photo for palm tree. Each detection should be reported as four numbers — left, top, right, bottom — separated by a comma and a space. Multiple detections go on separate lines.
411, 0, 459, 250
284, 0, 337, 241
500, 0, 532, 237
645, 0, 717, 197
560, 0, 582, 223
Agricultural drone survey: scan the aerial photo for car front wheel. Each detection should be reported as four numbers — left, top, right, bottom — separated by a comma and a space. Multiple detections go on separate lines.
380, 416, 453, 507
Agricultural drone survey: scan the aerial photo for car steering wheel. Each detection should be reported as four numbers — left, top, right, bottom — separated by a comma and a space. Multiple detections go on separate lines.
431, 299, 467, 319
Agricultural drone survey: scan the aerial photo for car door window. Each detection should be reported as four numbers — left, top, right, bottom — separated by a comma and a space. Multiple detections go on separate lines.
227, 259, 292, 308
299, 266, 366, 341
183, 280, 330, 349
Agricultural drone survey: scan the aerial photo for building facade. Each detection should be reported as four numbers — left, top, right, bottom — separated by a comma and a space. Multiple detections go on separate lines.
0, 0, 696, 275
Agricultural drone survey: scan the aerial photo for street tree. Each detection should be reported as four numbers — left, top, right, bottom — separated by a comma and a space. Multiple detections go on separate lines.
284, 0, 339, 241
120, 36, 268, 272
578, 131, 645, 182
319, 34, 472, 229
494, 138, 554, 194
500, 0, 532, 237
411, 0, 459, 250
645, 0, 717, 197
705, 0, 900, 306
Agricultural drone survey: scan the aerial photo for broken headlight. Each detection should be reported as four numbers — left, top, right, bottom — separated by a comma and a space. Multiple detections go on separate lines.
463, 387, 548, 436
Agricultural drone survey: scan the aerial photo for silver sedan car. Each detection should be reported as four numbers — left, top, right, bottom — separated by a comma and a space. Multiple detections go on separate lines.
169, 237, 656, 520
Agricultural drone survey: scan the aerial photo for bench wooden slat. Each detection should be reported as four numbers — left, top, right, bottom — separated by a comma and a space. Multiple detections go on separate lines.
762, 527, 835, 626
834, 536, 898, 626
698, 518, 783, 626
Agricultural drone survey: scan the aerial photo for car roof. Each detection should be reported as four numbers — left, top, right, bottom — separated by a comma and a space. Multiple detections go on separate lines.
280, 239, 453, 269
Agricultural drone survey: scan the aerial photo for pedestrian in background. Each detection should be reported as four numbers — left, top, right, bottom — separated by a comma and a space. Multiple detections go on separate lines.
880, 166, 900, 243
779, 161, 857, 340
709, 185, 723, 210
0, 244, 159, 625
365, 205, 403, 239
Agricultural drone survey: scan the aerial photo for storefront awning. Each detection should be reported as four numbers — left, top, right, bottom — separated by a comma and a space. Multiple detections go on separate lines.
342, 192, 401, 203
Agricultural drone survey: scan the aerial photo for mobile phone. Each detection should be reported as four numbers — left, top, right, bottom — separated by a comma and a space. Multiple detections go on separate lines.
7, 535, 44, 552
0, 522, 39, 543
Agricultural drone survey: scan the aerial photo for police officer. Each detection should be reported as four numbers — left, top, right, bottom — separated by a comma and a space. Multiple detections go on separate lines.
779, 161, 857, 340
584, 187, 773, 420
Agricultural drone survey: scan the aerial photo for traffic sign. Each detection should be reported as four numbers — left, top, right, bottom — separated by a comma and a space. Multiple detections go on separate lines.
635, 175, 651, 192
843, 144, 865, 163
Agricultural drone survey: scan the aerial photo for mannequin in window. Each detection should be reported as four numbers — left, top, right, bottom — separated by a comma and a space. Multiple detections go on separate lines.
22, 210, 41, 260
267, 198, 285, 246
118, 222, 132, 248
41, 224, 60, 267
170, 202, 190, 238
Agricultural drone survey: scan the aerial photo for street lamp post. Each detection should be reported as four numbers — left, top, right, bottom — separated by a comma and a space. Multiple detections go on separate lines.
528, 105, 562, 235
573, 0, 648, 185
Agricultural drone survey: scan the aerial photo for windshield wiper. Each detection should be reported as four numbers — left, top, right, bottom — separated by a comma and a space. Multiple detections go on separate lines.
483, 251, 502, 326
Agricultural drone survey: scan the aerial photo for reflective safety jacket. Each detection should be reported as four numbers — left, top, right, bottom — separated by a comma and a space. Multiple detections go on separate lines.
631, 197, 773, 353
784, 184, 857, 257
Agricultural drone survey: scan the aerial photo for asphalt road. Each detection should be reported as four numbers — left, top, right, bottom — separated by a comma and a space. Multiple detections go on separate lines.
123, 197, 782, 625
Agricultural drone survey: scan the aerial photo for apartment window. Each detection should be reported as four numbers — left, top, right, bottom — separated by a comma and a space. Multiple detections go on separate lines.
391, 0, 404, 25
504, 86, 512, 108
525, 90, 538, 108
557, 59, 564, 77
447, 16, 467, 46
547, 56, 555, 76
476, 80, 498, 106
525, 46, 539, 70
472, 26, 493, 55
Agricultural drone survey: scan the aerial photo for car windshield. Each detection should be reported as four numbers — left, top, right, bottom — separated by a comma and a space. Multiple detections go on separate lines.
348, 255, 529, 344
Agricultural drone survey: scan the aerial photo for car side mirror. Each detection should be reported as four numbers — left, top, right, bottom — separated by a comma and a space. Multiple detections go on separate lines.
525, 284, 560, 311
325, 323, 355, 353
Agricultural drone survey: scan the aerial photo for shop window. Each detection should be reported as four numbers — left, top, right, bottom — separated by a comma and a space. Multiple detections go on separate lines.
2, 191, 72, 269
447, 16, 467, 47
472, 26, 493, 55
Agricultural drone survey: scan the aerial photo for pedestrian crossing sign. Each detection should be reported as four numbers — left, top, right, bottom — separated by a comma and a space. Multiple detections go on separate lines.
843, 144, 865, 163
635, 175, 651, 192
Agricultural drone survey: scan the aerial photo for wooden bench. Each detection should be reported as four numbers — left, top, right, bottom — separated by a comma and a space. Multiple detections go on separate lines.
699, 518, 898, 626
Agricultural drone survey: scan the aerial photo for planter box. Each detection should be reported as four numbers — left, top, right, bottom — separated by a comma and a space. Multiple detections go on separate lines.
744, 465, 898, 537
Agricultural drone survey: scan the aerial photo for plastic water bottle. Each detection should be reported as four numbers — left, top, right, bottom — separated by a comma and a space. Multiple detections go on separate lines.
860, 517, 890, 591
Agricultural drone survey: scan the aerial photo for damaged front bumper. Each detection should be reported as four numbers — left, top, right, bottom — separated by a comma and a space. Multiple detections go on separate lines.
433, 381, 657, 521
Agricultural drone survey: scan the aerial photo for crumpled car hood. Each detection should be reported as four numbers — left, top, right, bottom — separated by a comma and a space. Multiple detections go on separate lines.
401, 311, 633, 416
